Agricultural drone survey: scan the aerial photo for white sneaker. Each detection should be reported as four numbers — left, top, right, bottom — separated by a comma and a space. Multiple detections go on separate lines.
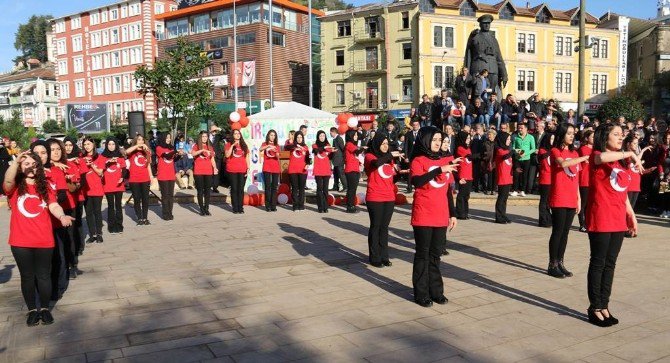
520, 191, 526, 197
510, 191, 518, 197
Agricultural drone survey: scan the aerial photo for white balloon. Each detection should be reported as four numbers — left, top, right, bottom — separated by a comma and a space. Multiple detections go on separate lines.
347, 117, 358, 128
357, 192, 366, 205
247, 185, 259, 195
278, 193, 289, 205
229, 111, 241, 122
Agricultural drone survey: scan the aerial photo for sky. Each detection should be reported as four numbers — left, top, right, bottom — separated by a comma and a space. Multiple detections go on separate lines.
0, 0, 660, 71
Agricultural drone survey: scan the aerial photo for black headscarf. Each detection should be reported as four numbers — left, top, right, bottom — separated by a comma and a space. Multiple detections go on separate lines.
455, 131, 470, 149
30, 140, 51, 167
157, 132, 174, 150
314, 130, 328, 148
293, 131, 306, 146
369, 132, 390, 159
101, 136, 122, 158
539, 131, 554, 151
495, 131, 510, 150
345, 130, 358, 144
64, 136, 81, 158
411, 126, 442, 160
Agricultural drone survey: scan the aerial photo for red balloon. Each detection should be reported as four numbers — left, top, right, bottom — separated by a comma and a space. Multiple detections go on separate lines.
278, 183, 290, 195
230, 122, 242, 131
239, 116, 249, 128
338, 123, 349, 135
327, 194, 335, 206
334, 196, 343, 205
238, 109, 247, 118
393, 184, 399, 195
257, 193, 265, 206
243, 193, 250, 205
342, 196, 360, 206
395, 193, 408, 205
337, 113, 348, 125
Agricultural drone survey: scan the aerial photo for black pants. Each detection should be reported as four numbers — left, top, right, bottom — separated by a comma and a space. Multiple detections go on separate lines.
549, 207, 576, 262
495, 184, 511, 222
289, 173, 307, 210
51, 228, 69, 299
11, 246, 52, 310
228, 172, 246, 213
159, 180, 175, 219
587, 232, 625, 309
482, 170, 494, 193
578, 186, 589, 229
105, 191, 123, 232
513, 159, 531, 192
456, 180, 472, 218
194, 174, 212, 211
315, 176, 330, 211
212, 157, 223, 188
412, 226, 447, 301
538, 184, 552, 227
61, 209, 78, 268
332, 165, 347, 190
627, 192, 639, 211
129, 182, 150, 220
367, 201, 394, 264
345, 172, 360, 209
74, 202, 85, 255
263, 172, 279, 209
84, 196, 103, 238
525, 164, 536, 194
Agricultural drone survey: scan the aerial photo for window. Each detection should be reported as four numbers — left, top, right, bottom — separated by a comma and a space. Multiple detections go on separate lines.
336, 84, 345, 105
103, 53, 110, 68
236, 5, 249, 25
213, 10, 233, 29
337, 20, 351, 37
517, 33, 535, 53
129, 23, 142, 40
565, 72, 572, 93
536, 8, 550, 23
555, 72, 563, 93
402, 43, 412, 60
122, 49, 129, 65
517, 70, 525, 91
272, 7, 282, 27
58, 60, 68, 75
207, 36, 229, 49
444, 27, 454, 48
284, 9, 297, 31
72, 36, 82, 52
527, 70, 535, 91
433, 25, 455, 48
121, 26, 128, 42
104, 77, 111, 94
130, 48, 142, 64
93, 78, 103, 95
121, 5, 128, 18
55, 20, 65, 33
123, 75, 131, 92
73, 57, 83, 73
433, 64, 455, 89
600, 40, 608, 58
555, 37, 563, 56
111, 28, 119, 44
367, 82, 379, 109
110, 8, 119, 20
237, 32, 256, 45
249, 4, 261, 23
433, 26, 442, 47
92, 55, 102, 70
556, 36, 573, 56
110, 51, 119, 67
102, 31, 109, 46
56, 39, 67, 55
91, 32, 101, 47
335, 50, 344, 66
402, 79, 412, 102
269, 31, 285, 46
591, 74, 607, 94
192, 14, 210, 34
517, 33, 525, 52
74, 80, 85, 97
167, 19, 189, 38
113, 76, 121, 93
570, 13, 580, 26
155, 3, 165, 14
129, 2, 141, 16
402, 12, 409, 29
71, 15, 81, 29
460, 1, 476, 17
59, 83, 69, 99
434, 65, 443, 88
90, 13, 99, 26
365, 47, 378, 70
221, 62, 229, 75
132, 100, 144, 111
101, 9, 108, 22
517, 70, 535, 92
499, 4, 514, 20
564, 37, 572, 56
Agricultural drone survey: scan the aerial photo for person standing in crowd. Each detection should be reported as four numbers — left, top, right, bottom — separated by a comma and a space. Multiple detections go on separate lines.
481, 129, 497, 195
448, 101, 467, 128
585, 123, 642, 327
455, 131, 474, 219
284, 130, 295, 149
494, 131, 513, 223
537, 133, 554, 228
466, 98, 486, 128
225, 129, 249, 214
472, 69, 492, 105
659, 131, 670, 218
433, 90, 451, 130
100, 137, 126, 233
344, 130, 365, 213
527, 93, 546, 120
260, 130, 280, 212
156, 133, 179, 221
312, 130, 333, 213
7, 140, 21, 158
125, 135, 152, 225
404, 120, 420, 192
418, 94, 433, 127
192, 131, 217, 216
488, 93, 502, 129
4, 151, 75, 326
501, 94, 521, 127
330, 127, 347, 193
63, 137, 84, 258
622, 134, 654, 223
365, 133, 399, 268
578, 130, 594, 232
286, 131, 310, 212
547, 123, 588, 278
511, 123, 536, 197
175, 135, 194, 190
210, 125, 225, 194
454, 67, 473, 107
0, 139, 11, 195
409, 127, 458, 307
80, 137, 105, 242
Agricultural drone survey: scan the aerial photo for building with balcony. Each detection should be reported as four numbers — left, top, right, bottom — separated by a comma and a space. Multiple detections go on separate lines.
51, 0, 177, 125
0, 63, 58, 128
155, 0, 323, 114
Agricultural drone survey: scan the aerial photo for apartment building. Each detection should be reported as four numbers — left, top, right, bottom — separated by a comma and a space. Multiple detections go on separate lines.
0, 62, 58, 128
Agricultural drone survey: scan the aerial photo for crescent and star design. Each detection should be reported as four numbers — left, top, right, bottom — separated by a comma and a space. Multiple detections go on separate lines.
377, 164, 394, 179
233, 147, 244, 158
428, 166, 447, 189
563, 158, 577, 178
17, 194, 47, 219
610, 168, 631, 192
134, 154, 147, 167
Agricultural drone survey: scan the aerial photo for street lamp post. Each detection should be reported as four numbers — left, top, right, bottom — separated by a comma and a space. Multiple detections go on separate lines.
577, 0, 586, 116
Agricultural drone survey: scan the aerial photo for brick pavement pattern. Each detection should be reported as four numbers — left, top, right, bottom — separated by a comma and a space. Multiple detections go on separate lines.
0, 201, 669, 362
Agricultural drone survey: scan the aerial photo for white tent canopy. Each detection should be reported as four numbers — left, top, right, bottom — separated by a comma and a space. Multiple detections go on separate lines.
248, 101, 335, 122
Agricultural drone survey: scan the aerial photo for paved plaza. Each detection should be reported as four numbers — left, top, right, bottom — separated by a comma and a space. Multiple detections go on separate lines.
0, 198, 669, 363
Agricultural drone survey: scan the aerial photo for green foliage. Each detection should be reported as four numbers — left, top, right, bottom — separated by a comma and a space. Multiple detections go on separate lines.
294, 0, 349, 10
66, 127, 79, 139
41, 119, 64, 134
597, 96, 646, 122
621, 79, 653, 105
13, 15, 53, 65
0, 110, 29, 148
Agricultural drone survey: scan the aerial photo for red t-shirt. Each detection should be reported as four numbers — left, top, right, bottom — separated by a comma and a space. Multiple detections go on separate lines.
578, 145, 592, 187
586, 151, 630, 232
6, 184, 56, 248
287, 144, 308, 174
45, 167, 68, 227
549, 147, 580, 208
627, 157, 642, 193
79, 155, 104, 197
410, 156, 453, 227
538, 148, 552, 186
261, 142, 281, 173
495, 149, 513, 186
225, 144, 248, 174
156, 146, 176, 181
127, 150, 151, 183
100, 156, 126, 193
456, 146, 473, 181
344, 142, 361, 173
364, 153, 396, 202
312, 144, 332, 177
69, 157, 86, 202
193, 144, 214, 175
63, 160, 80, 210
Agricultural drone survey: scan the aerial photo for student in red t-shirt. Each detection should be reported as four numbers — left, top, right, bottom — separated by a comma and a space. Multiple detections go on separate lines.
192, 131, 217, 215
410, 127, 458, 307
100, 137, 126, 233
577, 130, 594, 232
225, 129, 249, 214
455, 131, 474, 219
285, 131, 310, 211
63, 137, 84, 258
494, 132, 513, 223
156, 133, 181, 220
344, 130, 365, 213
260, 130, 280, 212
125, 135, 152, 225
80, 137, 106, 242
536, 133, 554, 227
312, 130, 335, 213
3, 151, 74, 326
585, 124, 642, 327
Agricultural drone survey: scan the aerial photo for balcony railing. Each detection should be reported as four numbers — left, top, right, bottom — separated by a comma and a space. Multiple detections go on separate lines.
0, 97, 9, 106
349, 61, 386, 76
9, 95, 35, 105
354, 31, 384, 43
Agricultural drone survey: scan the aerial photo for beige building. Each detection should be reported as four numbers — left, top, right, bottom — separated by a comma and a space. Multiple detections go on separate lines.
0, 62, 59, 128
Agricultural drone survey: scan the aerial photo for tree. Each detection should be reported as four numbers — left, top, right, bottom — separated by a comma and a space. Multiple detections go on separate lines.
621, 79, 653, 105
41, 119, 64, 134
134, 37, 214, 138
13, 15, 53, 66
597, 96, 646, 122
0, 110, 29, 148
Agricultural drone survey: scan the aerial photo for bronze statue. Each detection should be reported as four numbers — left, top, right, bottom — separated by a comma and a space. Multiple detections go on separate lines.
464, 14, 507, 97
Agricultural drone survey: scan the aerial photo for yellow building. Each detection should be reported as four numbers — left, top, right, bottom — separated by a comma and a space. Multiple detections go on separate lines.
318, 1, 420, 121
419, 0, 623, 112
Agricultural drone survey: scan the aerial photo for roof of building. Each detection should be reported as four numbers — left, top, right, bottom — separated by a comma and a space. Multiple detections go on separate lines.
156, 0, 324, 20
248, 101, 335, 121
319, 0, 417, 18
0, 66, 55, 84
433, 0, 598, 24
52, 0, 162, 21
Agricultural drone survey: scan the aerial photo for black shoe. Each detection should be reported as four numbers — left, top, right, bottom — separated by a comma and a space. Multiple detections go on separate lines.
346, 207, 359, 214
68, 267, 78, 280
456, 216, 467, 220
137, 219, 144, 225
86, 236, 96, 244
587, 308, 612, 327
441, 249, 450, 256
324, 208, 328, 213
539, 223, 552, 228
415, 298, 433, 307
40, 309, 54, 325
272, 207, 277, 212
558, 260, 573, 277
266, 207, 271, 212
96, 235, 103, 243
432, 295, 448, 305
382, 261, 392, 267
505, 219, 512, 224
370, 262, 384, 268
603, 309, 619, 325
494, 220, 507, 224
144, 219, 151, 225
26, 310, 40, 326
547, 264, 566, 278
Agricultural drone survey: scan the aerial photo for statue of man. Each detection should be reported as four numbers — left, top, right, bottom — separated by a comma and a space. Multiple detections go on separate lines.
464, 14, 507, 97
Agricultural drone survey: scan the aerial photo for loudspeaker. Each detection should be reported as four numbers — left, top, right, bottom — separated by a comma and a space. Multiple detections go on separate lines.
128, 111, 146, 137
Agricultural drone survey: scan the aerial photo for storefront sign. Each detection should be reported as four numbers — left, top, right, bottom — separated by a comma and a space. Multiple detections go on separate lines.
618, 16, 630, 90
66, 103, 109, 134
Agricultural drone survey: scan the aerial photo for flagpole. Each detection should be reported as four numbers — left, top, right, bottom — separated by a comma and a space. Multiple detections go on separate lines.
269, 0, 274, 106
308, 0, 313, 107
233, 0, 239, 108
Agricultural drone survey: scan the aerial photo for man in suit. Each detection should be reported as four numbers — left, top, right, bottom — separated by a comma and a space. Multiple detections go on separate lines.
403, 119, 420, 192
210, 125, 226, 192
330, 127, 347, 192
454, 67, 473, 107
418, 94, 433, 127
471, 123, 486, 192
